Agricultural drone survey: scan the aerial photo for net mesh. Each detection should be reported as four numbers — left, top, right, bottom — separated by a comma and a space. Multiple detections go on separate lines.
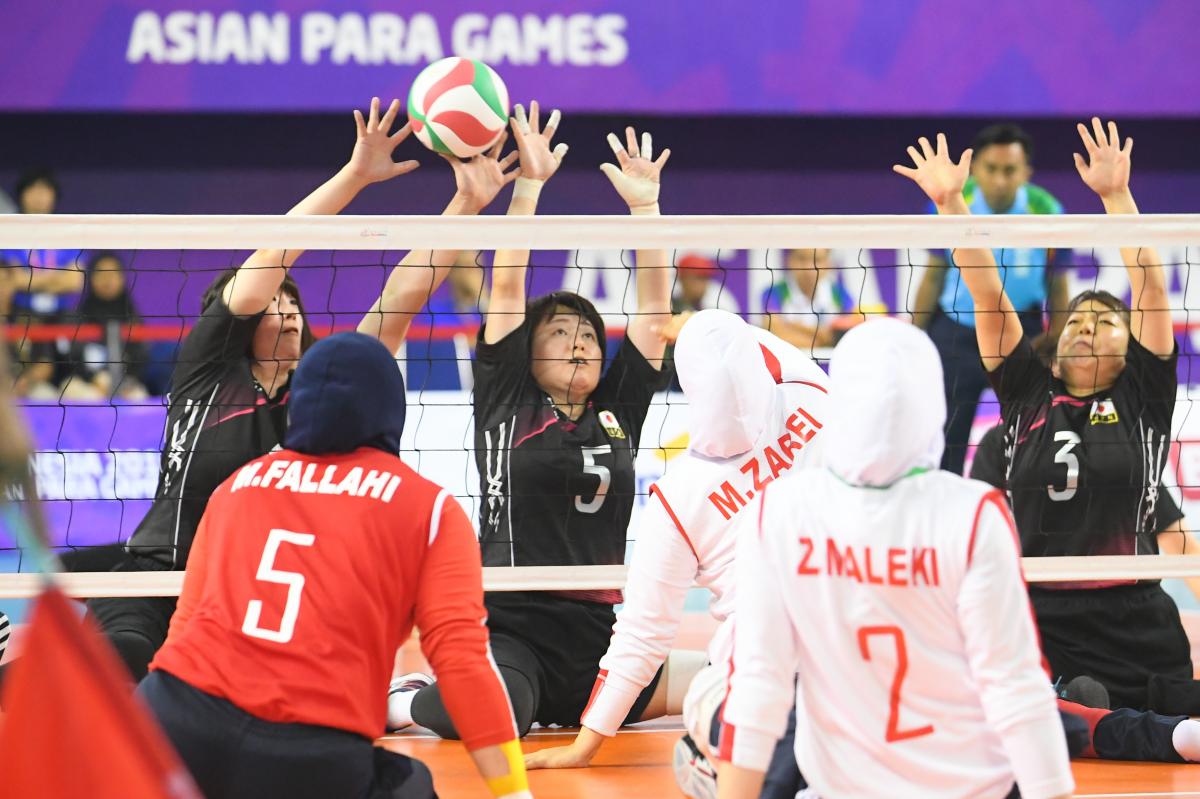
2, 218, 1200, 573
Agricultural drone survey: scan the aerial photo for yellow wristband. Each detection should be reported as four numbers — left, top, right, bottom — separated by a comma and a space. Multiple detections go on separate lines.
485, 739, 529, 798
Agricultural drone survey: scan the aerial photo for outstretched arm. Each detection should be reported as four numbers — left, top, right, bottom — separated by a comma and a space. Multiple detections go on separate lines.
894, 134, 1021, 371
484, 101, 569, 345
601, 127, 673, 369
226, 97, 420, 316
360, 137, 520, 353
1073, 117, 1173, 358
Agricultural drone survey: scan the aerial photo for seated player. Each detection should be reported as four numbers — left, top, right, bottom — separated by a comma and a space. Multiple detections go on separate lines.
523, 309, 829, 799
896, 122, 1199, 714
386, 111, 676, 739
718, 318, 1074, 799
139, 332, 532, 799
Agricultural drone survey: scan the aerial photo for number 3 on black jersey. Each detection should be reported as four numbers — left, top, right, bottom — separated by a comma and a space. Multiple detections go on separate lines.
1048, 431, 1081, 502
577, 445, 612, 514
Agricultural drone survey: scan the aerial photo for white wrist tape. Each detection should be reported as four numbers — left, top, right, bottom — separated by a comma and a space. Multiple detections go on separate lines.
513, 177, 544, 202
630, 203, 660, 216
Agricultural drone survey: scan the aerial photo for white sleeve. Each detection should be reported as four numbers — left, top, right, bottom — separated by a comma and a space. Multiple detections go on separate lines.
718, 493, 801, 771
957, 494, 1074, 799
581, 486, 698, 736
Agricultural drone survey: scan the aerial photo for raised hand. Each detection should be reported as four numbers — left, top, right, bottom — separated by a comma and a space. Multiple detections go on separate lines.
601, 126, 671, 211
346, 97, 420, 185
510, 100, 568, 183
1074, 117, 1133, 200
446, 132, 520, 214
892, 133, 971, 209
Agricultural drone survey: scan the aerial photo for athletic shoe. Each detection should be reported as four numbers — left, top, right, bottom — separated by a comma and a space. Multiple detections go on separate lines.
0, 610, 9, 664
386, 672, 433, 732
1058, 675, 1110, 710
672, 734, 717, 799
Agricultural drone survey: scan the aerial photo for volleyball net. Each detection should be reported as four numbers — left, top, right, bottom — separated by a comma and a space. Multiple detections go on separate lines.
2, 212, 1200, 595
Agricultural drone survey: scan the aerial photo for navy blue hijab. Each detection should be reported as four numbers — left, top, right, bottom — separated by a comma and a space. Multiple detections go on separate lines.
284, 332, 405, 456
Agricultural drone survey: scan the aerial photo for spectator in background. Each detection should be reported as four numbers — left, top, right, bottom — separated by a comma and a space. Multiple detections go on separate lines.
672, 253, 739, 315
911, 124, 1071, 474
61, 252, 149, 400
2, 169, 84, 398
759, 248, 854, 352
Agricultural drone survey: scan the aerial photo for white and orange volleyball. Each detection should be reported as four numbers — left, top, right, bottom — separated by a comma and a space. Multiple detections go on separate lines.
407, 57, 510, 158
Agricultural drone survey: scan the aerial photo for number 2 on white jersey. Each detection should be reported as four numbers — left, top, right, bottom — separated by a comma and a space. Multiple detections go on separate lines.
242, 528, 315, 644
857, 625, 934, 743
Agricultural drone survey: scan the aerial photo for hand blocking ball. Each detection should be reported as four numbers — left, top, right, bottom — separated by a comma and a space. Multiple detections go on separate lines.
407, 57, 510, 158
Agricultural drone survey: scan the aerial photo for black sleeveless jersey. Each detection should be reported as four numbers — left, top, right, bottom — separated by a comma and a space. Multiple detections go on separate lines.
472, 319, 662, 581
988, 336, 1177, 567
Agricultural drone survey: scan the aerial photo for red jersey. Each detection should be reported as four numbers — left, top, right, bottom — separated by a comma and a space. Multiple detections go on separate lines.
150, 447, 516, 750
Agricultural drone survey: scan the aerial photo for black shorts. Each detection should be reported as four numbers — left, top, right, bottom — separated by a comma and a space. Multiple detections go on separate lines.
1031, 582, 1195, 711
484, 592, 663, 727
140, 671, 435, 799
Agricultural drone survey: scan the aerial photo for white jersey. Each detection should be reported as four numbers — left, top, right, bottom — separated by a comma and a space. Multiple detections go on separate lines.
581, 313, 830, 737
721, 468, 1072, 799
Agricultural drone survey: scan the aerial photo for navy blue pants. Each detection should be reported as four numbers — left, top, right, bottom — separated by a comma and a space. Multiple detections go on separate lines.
139, 671, 436, 799
709, 704, 805, 799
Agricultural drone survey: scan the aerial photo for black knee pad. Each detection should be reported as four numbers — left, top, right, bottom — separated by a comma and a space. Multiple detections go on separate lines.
108, 630, 158, 682
410, 666, 538, 740
499, 666, 535, 737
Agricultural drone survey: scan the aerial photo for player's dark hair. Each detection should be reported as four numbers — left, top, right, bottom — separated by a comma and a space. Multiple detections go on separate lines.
200, 268, 317, 359
971, 123, 1034, 163
1066, 290, 1132, 327
526, 290, 607, 366
14, 168, 60, 209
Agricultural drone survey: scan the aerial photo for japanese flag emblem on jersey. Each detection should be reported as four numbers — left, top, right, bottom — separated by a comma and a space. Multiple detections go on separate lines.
598, 410, 626, 439
1090, 398, 1119, 425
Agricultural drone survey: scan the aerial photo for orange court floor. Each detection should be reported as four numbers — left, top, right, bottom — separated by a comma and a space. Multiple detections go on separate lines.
381, 611, 1200, 798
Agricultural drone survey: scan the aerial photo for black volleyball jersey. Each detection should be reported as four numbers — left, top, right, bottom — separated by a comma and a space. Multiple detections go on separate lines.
988, 335, 1177, 565
969, 421, 1184, 537
126, 298, 291, 568
473, 319, 662, 580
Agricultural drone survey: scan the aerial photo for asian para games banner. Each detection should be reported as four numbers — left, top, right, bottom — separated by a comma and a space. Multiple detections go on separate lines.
0, 0, 1198, 115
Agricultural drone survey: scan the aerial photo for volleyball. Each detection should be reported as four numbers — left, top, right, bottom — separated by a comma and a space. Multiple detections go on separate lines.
407, 57, 510, 159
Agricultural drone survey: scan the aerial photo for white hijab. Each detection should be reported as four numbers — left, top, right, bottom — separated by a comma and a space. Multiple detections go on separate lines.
674, 310, 775, 459
824, 318, 946, 487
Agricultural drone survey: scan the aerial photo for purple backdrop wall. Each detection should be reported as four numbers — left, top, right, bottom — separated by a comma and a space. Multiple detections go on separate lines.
2, 0, 1198, 115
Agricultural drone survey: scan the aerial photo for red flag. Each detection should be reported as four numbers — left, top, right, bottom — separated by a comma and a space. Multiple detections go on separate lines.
0, 587, 200, 799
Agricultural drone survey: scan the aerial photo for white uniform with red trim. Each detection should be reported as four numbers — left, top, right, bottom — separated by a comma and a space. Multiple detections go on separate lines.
581, 310, 829, 738
721, 319, 1073, 799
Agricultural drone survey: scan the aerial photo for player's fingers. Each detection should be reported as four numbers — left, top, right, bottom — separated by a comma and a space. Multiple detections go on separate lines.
1107, 120, 1120, 150
529, 100, 540, 134
514, 103, 531, 135
654, 148, 671, 170
502, 166, 521, 185
544, 109, 561, 142
393, 160, 421, 176
388, 121, 413, 144
488, 130, 508, 160
552, 142, 569, 164
1076, 122, 1099, 154
1122, 136, 1134, 156
1092, 116, 1107, 148
917, 136, 934, 160
626, 126, 640, 157
641, 131, 653, 161
380, 98, 401, 131
606, 132, 626, 157
892, 164, 919, 179
906, 146, 925, 167
1072, 152, 1088, 180
935, 132, 949, 157
368, 96, 381, 131
353, 109, 367, 138
957, 147, 973, 171
499, 150, 520, 171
